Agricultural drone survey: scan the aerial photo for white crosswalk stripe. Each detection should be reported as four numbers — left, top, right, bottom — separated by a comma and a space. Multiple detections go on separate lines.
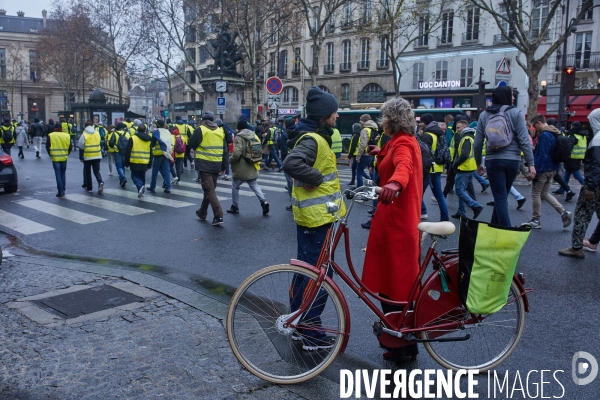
167, 188, 229, 202
0, 209, 55, 234
176, 181, 253, 197
16, 199, 107, 224
66, 193, 154, 215
103, 189, 195, 208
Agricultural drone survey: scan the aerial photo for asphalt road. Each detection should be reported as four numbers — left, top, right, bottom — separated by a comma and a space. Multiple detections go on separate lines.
1, 146, 599, 398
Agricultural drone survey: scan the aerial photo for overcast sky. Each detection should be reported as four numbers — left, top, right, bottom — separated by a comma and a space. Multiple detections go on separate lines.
4, 0, 54, 19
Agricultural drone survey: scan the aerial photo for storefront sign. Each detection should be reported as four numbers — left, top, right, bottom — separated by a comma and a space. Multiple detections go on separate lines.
277, 109, 301, 115
418, 80, 461, 89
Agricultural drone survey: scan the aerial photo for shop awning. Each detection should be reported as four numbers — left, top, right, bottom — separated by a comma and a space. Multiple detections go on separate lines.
537, 95, 600, 122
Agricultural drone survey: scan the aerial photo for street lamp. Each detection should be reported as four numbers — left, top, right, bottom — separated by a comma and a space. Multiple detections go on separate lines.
541, 80, 547, 87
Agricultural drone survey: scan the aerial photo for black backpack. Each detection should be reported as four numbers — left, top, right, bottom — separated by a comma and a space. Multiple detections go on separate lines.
417, 134, 434, 173
367, 127, 379, 146
2, 127, 13, 143
108, 132, 117, 149
432, 133, 451, 165
117, 132, 130, 156
551, 133, 575, 164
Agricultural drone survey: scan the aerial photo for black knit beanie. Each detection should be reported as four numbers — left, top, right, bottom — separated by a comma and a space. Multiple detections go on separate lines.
420, 113, 434, 125
305, 86, 338, 120
237, 120, 248, 130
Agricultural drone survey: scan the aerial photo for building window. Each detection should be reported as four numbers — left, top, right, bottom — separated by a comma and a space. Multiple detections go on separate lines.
343, 2, 353, 26
312, 7, 319, 33
327, 12, 336, 32
187, 71, 196, 84
293, 48, 301, 74
412, 62, 424, 89
360, 38, 370, 69
190, 92, 196, 102
417, 16, 429, 47
580, 0, 594, 20
460, 58, 474, 87
440, 11, 454, 44
465, 8, 480, 41
185, 25, 196, 43
282, 87, 299, 104
381, 0, 390, 21
362, 0, 372, 24
186, 48, 196, 64
341, 83, 350, 100
291, 87, 299, 103
343, 40, 351, 64
379, 37, 388, 64
270, 19, 277, 43
282, 87, 290, 103
269, 52, 276, 75
326, 42, 334, 71
532, 0, 548, 38
280, 50, 288, 76
199, 46, 210, 63
318, 85, 330, 93
358, 83, 384, 103
499, 4, 515, 40
575, 32, 592, 69
29, 50, 41, 81
0, 48, 5, 79
435, 61, 448, 82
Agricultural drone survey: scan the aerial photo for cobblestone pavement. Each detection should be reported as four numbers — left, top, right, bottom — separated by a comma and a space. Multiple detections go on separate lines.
0, 247, 330, 399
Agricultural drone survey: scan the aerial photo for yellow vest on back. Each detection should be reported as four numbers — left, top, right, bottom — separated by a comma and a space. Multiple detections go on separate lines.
130, 135, 151, 165
83, 131, 101, 158
426, 132, 443, 173
331, 128, 342, 154
571, 133, 587, 160
195, 126, 225, 162
456, 136, 477, 171
48, 131, 71, 162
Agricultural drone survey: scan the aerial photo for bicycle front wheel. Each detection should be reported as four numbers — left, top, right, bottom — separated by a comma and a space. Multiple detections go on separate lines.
422, 280, 526, 371
226, 264, 346, 384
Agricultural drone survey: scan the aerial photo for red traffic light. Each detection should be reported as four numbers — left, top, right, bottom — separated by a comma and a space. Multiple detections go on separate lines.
565, 67, 574, 74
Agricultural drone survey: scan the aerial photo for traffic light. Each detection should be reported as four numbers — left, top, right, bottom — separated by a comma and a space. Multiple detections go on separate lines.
564, 66, 576, 92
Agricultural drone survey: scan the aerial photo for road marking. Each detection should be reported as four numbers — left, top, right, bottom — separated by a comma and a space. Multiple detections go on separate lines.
167, 188, 229, 202
103, 189, 194, 208
16, 199, 107, 224
66, 193, 153, 215
176, 181, 252, 197
0, 209, 55, 234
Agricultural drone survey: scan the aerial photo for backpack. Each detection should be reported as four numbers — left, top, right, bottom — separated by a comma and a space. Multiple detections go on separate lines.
417, 134, 434, 173
244, 135, 263, 164
174, 135, 185, 154
117, 132, 130, 155
484, 105, 513, 150
432, 133, 451, 165
2, 127, 13, 143
551, 133, 575, 164
108, 132, 117, 149
98, 126, 106, 138
367, 127, 379, 146
271, 127, 282, 146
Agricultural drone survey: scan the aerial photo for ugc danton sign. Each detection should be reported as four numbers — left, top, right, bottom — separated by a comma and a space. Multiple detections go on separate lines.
418, 80, 461, 89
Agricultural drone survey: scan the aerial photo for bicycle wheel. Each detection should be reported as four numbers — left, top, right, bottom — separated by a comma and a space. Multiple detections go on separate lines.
422, 280, 526, 371
227, 264, 346, 384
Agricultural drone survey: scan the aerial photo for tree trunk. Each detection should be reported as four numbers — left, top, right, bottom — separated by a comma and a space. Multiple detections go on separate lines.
116, 68, 123, 104
525, 65, 542, 124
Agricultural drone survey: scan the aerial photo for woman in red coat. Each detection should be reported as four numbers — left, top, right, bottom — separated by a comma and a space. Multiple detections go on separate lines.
361, 97, 423, 362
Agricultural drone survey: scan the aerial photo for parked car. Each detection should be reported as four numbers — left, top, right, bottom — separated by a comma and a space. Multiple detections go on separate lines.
0, 148, 18, 193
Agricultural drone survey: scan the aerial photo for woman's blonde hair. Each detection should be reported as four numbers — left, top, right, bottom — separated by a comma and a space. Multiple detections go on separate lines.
379, 97, 415, 135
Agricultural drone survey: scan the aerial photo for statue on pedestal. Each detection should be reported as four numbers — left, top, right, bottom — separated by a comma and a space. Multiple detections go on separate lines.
208, 21, 243, 74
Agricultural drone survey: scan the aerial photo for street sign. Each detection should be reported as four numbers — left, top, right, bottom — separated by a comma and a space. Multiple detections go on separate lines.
267, 94, 280, 110
161, 110, 169, 117
545, 83, 561, 115
266, 77, 283, 95
217, 97, 226, 114
496, 57, 511, 74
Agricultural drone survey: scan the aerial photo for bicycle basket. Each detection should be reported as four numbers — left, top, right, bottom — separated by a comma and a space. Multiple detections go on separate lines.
457, 218, 531, 315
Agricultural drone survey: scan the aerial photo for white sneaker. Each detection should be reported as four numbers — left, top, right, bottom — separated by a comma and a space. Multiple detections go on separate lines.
138, 186, 145, 198
420, 214, 428, 220
98, 182, 104, 195
431, 196, 438, 204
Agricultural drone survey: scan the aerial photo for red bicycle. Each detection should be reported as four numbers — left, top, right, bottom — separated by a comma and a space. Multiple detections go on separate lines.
226, 185, 531, 384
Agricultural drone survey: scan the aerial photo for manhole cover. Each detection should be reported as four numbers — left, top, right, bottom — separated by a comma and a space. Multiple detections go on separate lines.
31, 285, 143, 319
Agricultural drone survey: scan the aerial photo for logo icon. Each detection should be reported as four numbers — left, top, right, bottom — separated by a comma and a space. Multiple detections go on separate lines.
572, 351, 598, 385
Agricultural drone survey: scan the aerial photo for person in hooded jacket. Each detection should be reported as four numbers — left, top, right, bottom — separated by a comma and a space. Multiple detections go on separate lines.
124, 124, 153, 198
474, 86, 535, 227
451, 125, 484, 219
30, 118, 45, 158
78, 120, 104, 194
45, 119, 58, 137
555, 121, 587, 200
15, 121, 29, 158
559, 108, 600, 258
419, 113, 449, 221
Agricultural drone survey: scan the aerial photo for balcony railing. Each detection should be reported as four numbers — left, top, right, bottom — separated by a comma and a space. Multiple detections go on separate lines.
340, 62, 352, 72
268, 71, 276, 77
462, 32, 479, 44
576, 5, 594, 22
566, 52, 600, 70
357, 90, 385, 103
341, 21, 354, 30
529, 31, 550, 41
292, 68, 301, 76
414, 39, 429, 49
376, 60, 389, 69
357, 60, 370, 70
493, 33, 515, 44
256, 70, 265, 80
324, 64, 335, 73
436, 36, 453, 47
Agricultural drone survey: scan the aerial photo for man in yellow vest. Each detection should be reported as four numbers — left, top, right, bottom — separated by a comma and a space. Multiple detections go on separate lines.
419, 113, 449, 221
557, 121, 587, 201
331, 125, 342, 161
78, 121, 104, 194
282, 86, 346, 351
124, 124, 153, 198
147, 120, 173, 194
451, 125, 484, 219
46, 125, 72, 197
0, 118, 16, 156
356, 114, 378, 188
188, 111, 229, 226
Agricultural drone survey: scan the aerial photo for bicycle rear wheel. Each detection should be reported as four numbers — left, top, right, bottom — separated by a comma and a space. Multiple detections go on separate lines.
422, 280, 526, 371
227, 264, 346, 384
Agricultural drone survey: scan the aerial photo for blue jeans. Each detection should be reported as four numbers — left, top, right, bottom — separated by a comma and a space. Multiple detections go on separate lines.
131, 170, 145, 191
150, 155, 171, 190
473, 171, 489, 188
557, 169, 585, 194
290, 224, 332, 341
114, 153, 126, 183
52, 161, 67, 195
510, 186, 525, 201
485, 158, 520, 227
455, 172, 482, 215
356, 156, 373, 188
266, 145, 282, 169
422, 172, 449, 221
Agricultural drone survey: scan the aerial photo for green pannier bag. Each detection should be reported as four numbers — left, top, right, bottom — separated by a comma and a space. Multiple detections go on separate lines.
458, 217, 531, 314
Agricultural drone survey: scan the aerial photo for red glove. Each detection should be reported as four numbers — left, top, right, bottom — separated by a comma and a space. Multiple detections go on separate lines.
378, 182, 401, 204
368, 145, 380, 156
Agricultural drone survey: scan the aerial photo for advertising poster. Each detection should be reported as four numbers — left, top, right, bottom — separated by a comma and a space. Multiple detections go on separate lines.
436, 98, 454, 108
418, 98, 435, 109
454, 97, 472, 108
93, 112, 108, 126
113, 112, 125, 125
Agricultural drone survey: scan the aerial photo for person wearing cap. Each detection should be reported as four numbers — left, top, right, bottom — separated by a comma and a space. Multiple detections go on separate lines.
282, 86, 346, 351
78, 120, 105, 194
227, 119, 269, 215
147, 119, 174, 194
356, 114, 378, 188
188, 111, 229, 226
419, 113, 449, 221
15, 121, 29, 159
46, 125, 72, 197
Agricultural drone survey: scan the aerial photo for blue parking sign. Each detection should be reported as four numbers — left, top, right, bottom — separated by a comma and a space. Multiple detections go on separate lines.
217, 97, 226, 114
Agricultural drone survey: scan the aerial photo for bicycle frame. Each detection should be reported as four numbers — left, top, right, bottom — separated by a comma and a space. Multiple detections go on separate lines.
283, 187, 532, 356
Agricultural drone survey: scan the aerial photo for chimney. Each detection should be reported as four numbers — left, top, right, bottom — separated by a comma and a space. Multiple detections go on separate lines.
17, 11, 25, 17
0, 10, 6, 16
42, 9, 47, 27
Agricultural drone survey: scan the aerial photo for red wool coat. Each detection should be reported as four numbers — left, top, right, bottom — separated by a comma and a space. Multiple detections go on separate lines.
362, 132, 423, 302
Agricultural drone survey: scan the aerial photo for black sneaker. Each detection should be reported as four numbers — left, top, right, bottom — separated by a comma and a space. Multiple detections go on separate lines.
565, 191, 575, 202
226, 205, 239, 214
451, 213, 464, 219
472, 205, 484, 219
146, 187, 156, 193
516, 198, 526, 210
120, 180, 127, 188
196, 210, 206, 221
361, 219, 372, 229
164, 189, 171, 194
302, 336, 335, 351
261, 201, 270, 215
212, 216, 224, 226
481, 183, 490, 193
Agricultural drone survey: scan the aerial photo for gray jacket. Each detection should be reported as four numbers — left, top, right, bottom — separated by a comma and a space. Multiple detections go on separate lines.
230, 129, 260, 181
474, 107, 534, 167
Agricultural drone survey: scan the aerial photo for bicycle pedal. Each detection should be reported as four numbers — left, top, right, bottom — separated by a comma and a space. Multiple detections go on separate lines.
372, 321, 383, 336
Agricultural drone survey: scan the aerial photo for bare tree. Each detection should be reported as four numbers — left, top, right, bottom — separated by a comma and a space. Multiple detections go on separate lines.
470, 0, 597, 120
0, 44, 27, 118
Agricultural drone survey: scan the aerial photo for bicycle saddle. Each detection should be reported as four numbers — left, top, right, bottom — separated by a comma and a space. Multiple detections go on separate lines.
417, 221, 456, 235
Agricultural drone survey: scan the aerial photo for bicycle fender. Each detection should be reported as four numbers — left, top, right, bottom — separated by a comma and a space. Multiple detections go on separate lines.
512, 275, 530, 313
289, 259, 351, 355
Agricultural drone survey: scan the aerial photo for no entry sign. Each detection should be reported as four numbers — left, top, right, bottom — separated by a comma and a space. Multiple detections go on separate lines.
266, 77, 283, 95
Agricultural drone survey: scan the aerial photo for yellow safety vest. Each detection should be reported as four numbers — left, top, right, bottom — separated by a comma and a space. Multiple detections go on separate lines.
83, 131, 101, 158
61, 122, 72, 135
456, 136, 477, 171
331, 128, 342, 154
123, 121, 134, 129
48, 131, 71, 162
0, 125, 15, 144
130, 135, 151, 165
195, 126, 225, 162
426, 132, 443, 173
571, 133, 587, 160
175, 124, 191, 138
291, 133, 346, 228
267, 127, 278, 145
349, 134, 359, 156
